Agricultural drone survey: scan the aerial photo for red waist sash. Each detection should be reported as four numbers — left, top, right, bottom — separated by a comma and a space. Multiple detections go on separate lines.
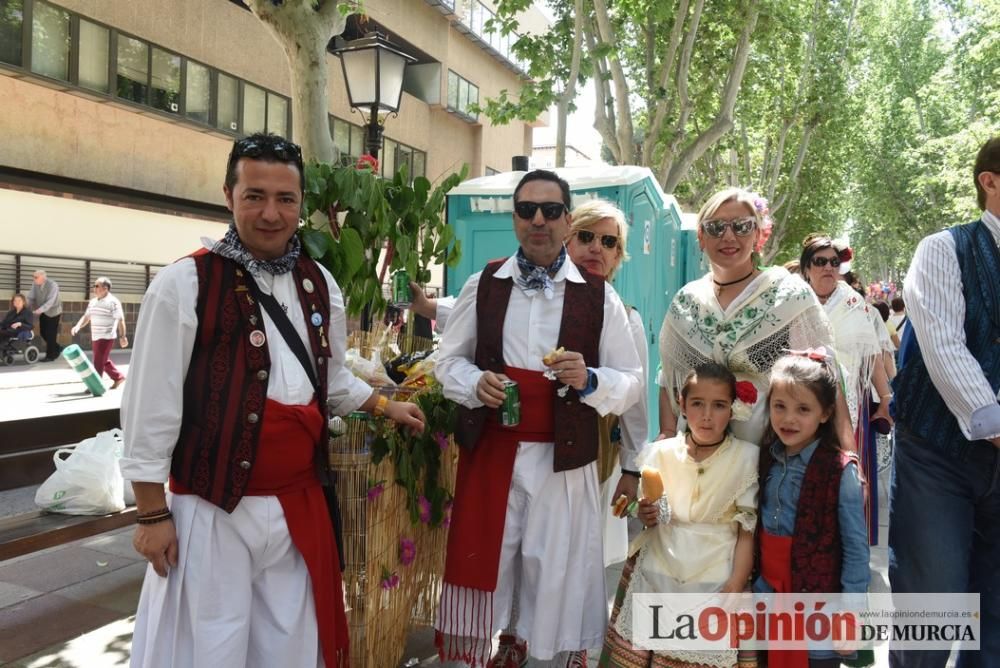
760, 528, 807, 668
171, 398, 348, 668
443, 366, 555, 592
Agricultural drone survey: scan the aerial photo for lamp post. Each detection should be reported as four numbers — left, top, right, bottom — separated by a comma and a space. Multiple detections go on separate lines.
335, 32, 416, 160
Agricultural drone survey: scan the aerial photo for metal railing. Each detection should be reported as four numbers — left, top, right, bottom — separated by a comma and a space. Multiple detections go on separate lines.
0, 252, 163, 302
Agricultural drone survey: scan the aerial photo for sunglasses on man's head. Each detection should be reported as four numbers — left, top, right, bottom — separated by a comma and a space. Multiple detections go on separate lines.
700, 216, 757, 238
575, 229, 620, 250
233, 137, 303, 163
514, 201, 566, 221
810, 256, 842, 268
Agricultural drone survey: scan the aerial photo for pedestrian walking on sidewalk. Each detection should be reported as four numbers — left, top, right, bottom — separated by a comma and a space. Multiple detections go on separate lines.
120, 132, 425, 668
27, 269, 62, 361
71, 277, 128, 389
889, 135, 1000, 667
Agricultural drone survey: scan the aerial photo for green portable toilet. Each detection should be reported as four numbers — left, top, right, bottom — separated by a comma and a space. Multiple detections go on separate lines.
681, 211, 709, 285
445, 166, 685, 437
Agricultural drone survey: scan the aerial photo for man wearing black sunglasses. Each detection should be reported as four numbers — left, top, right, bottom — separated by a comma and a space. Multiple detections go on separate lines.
121, 132, 424, 667
434, 170, 643, 667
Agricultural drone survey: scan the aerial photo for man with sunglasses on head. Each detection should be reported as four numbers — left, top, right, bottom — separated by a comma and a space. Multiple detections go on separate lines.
120, 132, 425, 668
434, 169, 643, 667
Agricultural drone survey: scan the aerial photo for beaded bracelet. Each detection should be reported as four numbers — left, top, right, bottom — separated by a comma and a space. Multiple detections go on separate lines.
136, 507, 170, 519
136, 511, 174, 525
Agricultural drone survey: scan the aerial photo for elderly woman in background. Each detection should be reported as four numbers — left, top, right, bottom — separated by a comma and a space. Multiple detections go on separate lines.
657, 188, 850, 449
564, 198, 648, 568
800, 235, 891, 544
0, 294, 33, 342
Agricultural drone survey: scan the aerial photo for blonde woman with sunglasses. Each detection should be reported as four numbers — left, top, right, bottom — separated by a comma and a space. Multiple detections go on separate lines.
657, 188, 841, 449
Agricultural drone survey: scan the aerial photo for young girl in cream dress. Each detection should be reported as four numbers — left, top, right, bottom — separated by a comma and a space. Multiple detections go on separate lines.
599, 362, 759, 668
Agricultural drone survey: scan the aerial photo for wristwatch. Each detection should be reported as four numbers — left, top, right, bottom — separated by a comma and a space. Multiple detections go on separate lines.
579, 368, 599, 397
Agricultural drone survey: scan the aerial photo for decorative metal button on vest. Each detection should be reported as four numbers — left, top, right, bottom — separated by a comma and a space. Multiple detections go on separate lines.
302, 278, 315, 293
239, 460, 251, 470
311, 312, 323, 327
249, 330, 266, 347
256, 370, 268, 381
247, 413, 259, 424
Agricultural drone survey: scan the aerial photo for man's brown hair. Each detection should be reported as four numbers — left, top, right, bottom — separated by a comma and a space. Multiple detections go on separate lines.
974, 136, 1000, 210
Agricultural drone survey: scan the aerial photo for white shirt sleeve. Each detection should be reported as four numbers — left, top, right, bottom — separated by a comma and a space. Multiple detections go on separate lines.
618, 307, 649, 470
435, 296, 457, 334
434, 273, 485, 408
583, 283, 643, 417
318, 264, 375, 416
905, 230, 1000, 440
120, 260, 199, 483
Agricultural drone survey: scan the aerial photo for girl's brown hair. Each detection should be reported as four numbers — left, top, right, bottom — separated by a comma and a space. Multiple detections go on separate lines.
680, 362, 737, 402
762, 354, 841, 452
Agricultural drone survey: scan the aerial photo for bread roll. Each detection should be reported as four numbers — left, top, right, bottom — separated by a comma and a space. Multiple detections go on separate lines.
640, 466, 664, 500
542, 346, 565, 366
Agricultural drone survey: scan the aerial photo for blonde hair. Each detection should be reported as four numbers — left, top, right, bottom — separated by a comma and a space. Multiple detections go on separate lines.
697, 188, 763, 226
568, 199, 629, 278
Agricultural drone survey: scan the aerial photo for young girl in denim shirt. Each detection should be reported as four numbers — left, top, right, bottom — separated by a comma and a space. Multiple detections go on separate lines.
755, 351, 870, 668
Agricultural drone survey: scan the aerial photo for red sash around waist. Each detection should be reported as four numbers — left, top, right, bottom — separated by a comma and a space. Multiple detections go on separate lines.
171, 398, 348, 668
760, 529, 807, 668
443, 367, 555, 592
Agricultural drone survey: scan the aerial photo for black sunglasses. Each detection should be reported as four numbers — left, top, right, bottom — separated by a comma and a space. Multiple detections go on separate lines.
233, 137, 303, 162
701, 216, 757, 238
811, 256, 842, 268
576, 229, 620, 250
514, 201, 566, 221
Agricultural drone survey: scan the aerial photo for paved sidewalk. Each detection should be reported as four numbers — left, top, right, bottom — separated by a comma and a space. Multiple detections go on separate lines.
0, 355, 918, 667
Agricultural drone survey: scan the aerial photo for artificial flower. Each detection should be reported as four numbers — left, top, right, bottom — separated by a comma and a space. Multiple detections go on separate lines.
356, 154, 379, 172
367, 479, 385, 503
434, 431, 449, 451
418, 495, 432, 524
731, 380, 758, 422
399, 538, 416, 567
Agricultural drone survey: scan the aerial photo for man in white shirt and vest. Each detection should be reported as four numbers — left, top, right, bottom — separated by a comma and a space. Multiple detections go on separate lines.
121, 133, 425, 668
433, 170, 643, 667
890, 136, 1000, 667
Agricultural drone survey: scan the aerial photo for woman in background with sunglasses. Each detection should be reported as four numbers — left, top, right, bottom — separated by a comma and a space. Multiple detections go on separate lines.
800, 234, 888, 545
656, 188, 839, 449
565, 199, 649, 569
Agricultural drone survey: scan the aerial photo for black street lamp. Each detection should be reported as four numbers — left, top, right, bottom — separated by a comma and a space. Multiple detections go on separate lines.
335, 32, 416, 160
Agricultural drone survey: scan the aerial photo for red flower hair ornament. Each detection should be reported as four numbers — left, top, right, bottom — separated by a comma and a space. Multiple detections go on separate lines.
731, 380, 759, 421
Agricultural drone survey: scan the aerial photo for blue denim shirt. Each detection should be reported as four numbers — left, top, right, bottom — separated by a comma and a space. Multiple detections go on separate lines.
754, 439, 870, 593
753, 440, 870, 659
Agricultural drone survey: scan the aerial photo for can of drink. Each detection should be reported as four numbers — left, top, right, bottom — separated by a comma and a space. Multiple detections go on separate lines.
392, 269, 411, 307
499, 379, 521, 426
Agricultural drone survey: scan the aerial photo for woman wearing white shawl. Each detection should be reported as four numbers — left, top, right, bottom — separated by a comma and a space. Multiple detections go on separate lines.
657, 188, 847, 448
799, 235, 892, 544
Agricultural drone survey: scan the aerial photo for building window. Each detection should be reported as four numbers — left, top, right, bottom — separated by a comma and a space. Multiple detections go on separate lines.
0, 0, 24, 66
329, 114, 427, 181
216, 72, 239, 132
242, 83, 266, 134
267, 92, 287, 137
412, 151, 426, 180
150, 47, 180, 113
78, 19, 109, 92
184, 60, 210, 124
0, 1, 292, 139
116, 35, 149, 104
460, 0, 525, 74
31, 1, 70, 81
447, 70, 479, 122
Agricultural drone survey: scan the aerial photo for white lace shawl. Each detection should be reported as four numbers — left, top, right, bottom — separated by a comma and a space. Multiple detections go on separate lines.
824, 283, 881, 428
658, 267, 834, 444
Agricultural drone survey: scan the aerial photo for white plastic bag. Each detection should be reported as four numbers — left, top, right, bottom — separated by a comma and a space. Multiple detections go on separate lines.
35, 429, 126, 515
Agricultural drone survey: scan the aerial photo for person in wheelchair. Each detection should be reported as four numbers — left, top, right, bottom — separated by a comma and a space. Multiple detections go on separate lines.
1, 293, 39, 364
1, 293, 33, 343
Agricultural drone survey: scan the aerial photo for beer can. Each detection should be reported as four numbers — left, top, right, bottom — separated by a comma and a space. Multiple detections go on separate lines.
392, 270, 411, 307
499, 380, 521, 426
